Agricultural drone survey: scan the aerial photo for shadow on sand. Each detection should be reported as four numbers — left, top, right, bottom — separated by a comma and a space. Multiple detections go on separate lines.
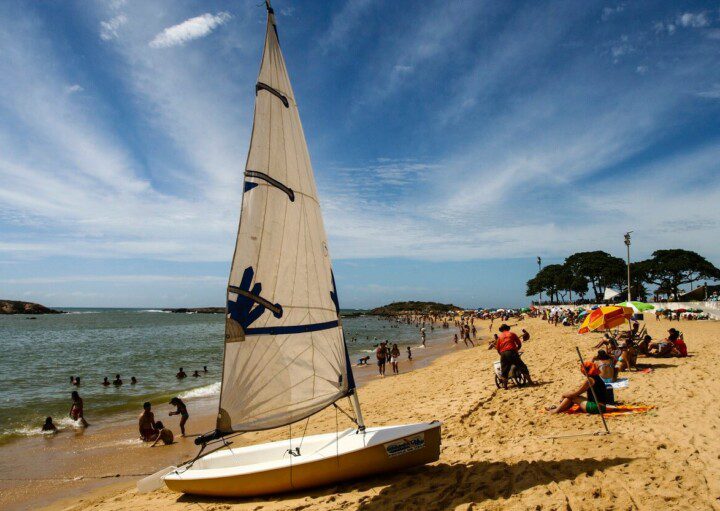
176, 456, 634, 510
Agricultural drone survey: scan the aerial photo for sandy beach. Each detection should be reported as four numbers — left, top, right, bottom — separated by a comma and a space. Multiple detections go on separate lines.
1, 316, 715, 511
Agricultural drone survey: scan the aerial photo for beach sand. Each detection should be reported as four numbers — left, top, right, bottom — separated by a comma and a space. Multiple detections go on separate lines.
5, 317, 719, 510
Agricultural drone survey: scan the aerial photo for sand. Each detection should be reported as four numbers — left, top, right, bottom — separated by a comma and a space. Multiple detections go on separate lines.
6, 317, 720, 511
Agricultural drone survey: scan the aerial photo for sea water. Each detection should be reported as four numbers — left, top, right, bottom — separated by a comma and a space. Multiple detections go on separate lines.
0, 309, 446, 444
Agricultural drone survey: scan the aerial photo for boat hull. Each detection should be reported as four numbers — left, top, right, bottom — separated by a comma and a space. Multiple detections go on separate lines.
163, 421, 441, 497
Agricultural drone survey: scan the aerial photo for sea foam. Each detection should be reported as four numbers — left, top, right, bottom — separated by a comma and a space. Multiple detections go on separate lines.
179, 381, 221, 400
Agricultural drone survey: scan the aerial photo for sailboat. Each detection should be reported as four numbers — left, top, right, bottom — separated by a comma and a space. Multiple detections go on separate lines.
160, 2, 441, 497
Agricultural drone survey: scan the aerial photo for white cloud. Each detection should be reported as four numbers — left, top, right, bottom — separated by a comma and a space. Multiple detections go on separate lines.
65, 84, 84, 94
319, 0, 377, 50
149, 12, 232, 49
696, 84, 720, 99
677, 12, 710, 28
636, 65, 648, 74
100, 13, 127, 41
601, 4, 625, 21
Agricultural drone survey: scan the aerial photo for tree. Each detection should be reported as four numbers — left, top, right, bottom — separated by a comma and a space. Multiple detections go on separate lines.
643, 249, 720, 300
564, 251, 626, 302
526, 264, 566, 303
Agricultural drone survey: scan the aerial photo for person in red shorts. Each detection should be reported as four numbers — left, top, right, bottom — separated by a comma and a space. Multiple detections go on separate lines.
496, 324, 533, 388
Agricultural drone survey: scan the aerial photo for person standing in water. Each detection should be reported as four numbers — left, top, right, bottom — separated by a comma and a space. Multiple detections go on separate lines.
70, 391, 89, 427
420, 327, 426, 347
139, 402, 157, 442
102, 377, 110, 386
169, 397, 189, 437
113, 374, 123, 386
176, 367, 187, 379
390, 343, 400, 374
407, 346, 412, 360
41, 417, 58, 433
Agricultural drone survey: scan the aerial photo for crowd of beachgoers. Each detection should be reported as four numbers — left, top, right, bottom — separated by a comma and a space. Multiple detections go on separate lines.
38, 304, 701, 450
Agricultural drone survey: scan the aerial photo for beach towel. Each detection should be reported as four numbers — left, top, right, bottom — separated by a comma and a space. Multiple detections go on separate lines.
637, 368, 653, 374
606, 378, 629, 390
559, 404, 654, 416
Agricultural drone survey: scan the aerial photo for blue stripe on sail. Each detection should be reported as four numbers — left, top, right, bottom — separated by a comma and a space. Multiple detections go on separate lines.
245, 320, 340, 336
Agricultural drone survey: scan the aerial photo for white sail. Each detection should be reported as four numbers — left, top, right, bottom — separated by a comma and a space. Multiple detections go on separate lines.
216, 4, 353, 433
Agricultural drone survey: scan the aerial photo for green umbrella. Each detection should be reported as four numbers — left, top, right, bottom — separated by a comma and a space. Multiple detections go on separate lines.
618, 301, 655, 313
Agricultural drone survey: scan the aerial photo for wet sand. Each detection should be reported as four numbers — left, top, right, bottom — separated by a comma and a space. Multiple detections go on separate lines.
4, 317, 720, 510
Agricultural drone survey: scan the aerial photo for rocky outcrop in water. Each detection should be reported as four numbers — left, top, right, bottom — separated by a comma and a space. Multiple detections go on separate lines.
0, 300, 63, 315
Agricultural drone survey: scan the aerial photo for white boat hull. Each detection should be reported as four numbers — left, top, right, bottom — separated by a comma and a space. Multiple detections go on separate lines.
163, 421, 441, 497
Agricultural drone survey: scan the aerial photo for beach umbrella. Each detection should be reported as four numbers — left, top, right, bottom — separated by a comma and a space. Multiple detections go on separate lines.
520, 307, 531, 313
674, 308, 687, 313
578, 306, 634, 334
577, 309, 589, 317
618, 301, 655, 314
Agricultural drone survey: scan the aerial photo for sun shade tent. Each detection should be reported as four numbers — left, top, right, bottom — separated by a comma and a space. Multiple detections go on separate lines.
578, 306, 634, 334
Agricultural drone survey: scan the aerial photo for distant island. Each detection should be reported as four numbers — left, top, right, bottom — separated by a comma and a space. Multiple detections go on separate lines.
162, 307, 225, 314
0, 300, 63, 315
369, 301, 462, 316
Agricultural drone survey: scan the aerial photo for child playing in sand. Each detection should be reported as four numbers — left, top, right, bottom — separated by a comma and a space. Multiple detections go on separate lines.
150, 421, 174, 447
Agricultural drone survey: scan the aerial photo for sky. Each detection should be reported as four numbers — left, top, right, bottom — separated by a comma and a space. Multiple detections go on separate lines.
1, 0, 719, 309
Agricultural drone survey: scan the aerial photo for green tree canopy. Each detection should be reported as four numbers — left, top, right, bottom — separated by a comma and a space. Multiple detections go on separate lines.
642, 249, 720, 299
564, 251, 626, 301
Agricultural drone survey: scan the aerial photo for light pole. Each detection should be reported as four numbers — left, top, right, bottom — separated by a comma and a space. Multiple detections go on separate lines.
537, 256, 542, 304
624, 232, 632, 302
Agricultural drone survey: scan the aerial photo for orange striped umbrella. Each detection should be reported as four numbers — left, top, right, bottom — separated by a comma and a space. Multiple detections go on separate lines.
578, 306, 634, 334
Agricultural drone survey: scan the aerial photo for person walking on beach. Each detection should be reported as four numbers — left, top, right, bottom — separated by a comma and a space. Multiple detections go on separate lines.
376, 342, 387, 377
390, 343, 400, 374
169, 397, 189, 437
70, 391, 89, 427
407, 346, 412, 360
463, 325, 475, 347
139, 402, 157, 442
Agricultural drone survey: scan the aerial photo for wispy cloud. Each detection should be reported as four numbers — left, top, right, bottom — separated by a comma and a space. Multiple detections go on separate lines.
100, 13, 127, 41
149, 12, 232, 48
64, 84, 84, 94
677, 12, 710, 28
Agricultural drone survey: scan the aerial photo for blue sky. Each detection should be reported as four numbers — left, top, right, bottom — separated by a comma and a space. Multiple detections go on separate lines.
1, 0, 719, 309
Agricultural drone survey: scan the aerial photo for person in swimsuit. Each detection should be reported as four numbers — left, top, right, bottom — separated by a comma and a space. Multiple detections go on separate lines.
169, 397, 189, 437
73, 376, 81, 386
150, 421, 174, 447
192, 370, 200, 377
390, 343, 400, 374
70, 391, 89, 427
593, 350, 616, 382
376, 342, 386, 377
41, 416, 58, 433
356, 356, 370, 366
463, 326, 475, 347
113, 374, 123, 386
176, 368, 187, 379
203, 366, 208, 373
139, 402, 157, 442
546, 362, 618, 414
130, 376, 138, 385
102, 377, 110, 386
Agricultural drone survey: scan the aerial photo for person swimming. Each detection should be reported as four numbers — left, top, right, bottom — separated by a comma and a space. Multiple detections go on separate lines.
102, 377, 110, 386
176, 367, 187, 379
73, 376, 80, 386
41, 416, 58, 433
192, 370, 200, 377
130, 376, 138, 385
113, 374, 123, 386
203, 366, 208, 373
356, 356, 370, 366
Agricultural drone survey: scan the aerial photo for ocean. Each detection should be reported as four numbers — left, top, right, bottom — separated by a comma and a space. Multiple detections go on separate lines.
0, 308, 448, 444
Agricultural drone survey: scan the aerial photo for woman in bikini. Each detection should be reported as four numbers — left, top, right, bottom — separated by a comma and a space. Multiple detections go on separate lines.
546, 362, 618, 415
